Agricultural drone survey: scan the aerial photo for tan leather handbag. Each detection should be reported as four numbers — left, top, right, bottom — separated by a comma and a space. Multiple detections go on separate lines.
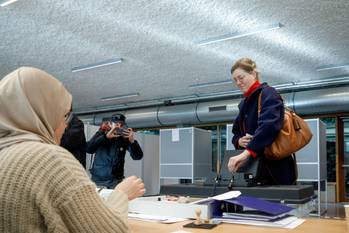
258, 93, 313, 160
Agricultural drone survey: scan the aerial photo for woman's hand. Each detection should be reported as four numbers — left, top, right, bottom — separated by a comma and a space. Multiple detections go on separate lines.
238, 133, 253, 148
227, 150, 251, 172
115, 176, 145, 200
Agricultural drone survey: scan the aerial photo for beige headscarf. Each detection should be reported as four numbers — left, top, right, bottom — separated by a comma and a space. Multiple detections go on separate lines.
0, 67, 72, 150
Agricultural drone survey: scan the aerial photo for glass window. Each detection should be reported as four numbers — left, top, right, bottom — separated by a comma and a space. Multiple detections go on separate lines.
320, 117, 337, 182
342, 119, 349, 197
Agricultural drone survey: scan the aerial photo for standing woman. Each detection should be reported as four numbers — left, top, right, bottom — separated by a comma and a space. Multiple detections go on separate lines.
227, 58, 297, 185
0, 67, 145, 232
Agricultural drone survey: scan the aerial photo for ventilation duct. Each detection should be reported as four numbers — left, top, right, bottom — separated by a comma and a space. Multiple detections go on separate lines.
91, 111, 127, 126
294, 86, 349, 115
79, 86, 349, 128
196, 99, 240, 123
124, 107, 160, 128
158, 103, 199, 126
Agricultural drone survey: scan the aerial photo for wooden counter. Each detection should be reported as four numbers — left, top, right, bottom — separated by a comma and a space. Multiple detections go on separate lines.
129, 218, 347, 233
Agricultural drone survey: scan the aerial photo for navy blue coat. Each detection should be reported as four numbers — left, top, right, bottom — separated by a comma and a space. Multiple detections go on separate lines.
86, 130, 143, 186
232, 83, 297, 185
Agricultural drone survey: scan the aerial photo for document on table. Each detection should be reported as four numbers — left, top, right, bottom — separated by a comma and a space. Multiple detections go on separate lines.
191, 190, 242, 204
128, 213, 188, 224
213, 216, 305, 229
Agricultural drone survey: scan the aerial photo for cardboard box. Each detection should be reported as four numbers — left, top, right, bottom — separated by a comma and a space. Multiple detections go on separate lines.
129, 196, 211, 219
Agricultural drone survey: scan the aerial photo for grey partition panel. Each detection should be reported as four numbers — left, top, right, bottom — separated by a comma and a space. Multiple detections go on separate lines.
160, 165, 192, 178
296, 120, 319, 163
193, 128, 212, 179
226, 124, 234, 151
297, 164, 319, 179
296, 119, 327, 181
124, 133, 160, 195
160, 128, 193, 164
160, 127, 212, 181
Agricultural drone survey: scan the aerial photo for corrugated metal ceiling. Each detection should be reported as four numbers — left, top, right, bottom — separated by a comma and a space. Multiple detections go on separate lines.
0, 0, 348, 112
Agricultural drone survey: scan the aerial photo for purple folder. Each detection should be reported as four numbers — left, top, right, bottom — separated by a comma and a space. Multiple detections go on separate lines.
223, 196, 293, 216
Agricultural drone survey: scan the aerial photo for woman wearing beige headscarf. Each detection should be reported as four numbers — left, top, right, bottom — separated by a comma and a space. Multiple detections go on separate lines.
0, 67, 145, 232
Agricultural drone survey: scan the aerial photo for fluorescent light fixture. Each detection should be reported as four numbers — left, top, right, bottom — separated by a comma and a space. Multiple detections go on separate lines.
189, 80, 232, 89
316, 64, 349, 72
72, 58, 123, 72
197, 23, 282, 46
101, 93, 139, 102
0, 0, 18, 7
272, 76, 349, 92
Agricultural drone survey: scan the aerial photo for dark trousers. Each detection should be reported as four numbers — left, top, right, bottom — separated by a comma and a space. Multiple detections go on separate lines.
257, 155, 297, 185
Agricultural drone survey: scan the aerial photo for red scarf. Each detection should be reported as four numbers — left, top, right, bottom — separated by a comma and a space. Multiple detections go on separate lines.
243, 81, 261, 97
99, 122, 111, 131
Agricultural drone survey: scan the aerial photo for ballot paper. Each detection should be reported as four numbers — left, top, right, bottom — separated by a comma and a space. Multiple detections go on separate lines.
191, 190, 241, 204
128, 213, 188, 224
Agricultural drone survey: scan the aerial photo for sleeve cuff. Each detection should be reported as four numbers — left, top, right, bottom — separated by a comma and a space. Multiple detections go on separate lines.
246, 148, 257, 158
105, 189, 129, 221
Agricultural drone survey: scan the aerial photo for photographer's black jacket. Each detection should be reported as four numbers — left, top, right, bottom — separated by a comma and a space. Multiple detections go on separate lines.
86, 130, 143, 183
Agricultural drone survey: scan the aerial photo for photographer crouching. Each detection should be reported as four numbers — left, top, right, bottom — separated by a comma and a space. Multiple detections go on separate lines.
87, 113, 143, 189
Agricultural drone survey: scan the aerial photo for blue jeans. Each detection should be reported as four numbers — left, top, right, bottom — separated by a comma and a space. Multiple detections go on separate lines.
93, 177, 124, 189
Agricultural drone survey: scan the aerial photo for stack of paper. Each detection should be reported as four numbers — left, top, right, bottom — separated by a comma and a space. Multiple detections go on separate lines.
207, 195, 305, 229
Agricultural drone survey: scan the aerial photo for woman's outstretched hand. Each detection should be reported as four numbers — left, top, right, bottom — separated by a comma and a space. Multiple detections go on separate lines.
115, 176, 145, 200
227, 150, 251, 172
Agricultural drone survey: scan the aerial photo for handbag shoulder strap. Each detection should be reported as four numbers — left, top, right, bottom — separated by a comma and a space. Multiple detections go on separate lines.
258, 88, 290, 117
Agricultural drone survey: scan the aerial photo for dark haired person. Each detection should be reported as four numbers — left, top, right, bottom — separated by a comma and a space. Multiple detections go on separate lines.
228, 58, 297, 185
87, 113, 143, 188
61, 113, 87, 168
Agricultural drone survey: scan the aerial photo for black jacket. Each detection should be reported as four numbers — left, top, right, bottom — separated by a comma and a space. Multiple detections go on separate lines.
232, 83, 297, 185
86, 131, 143, 182
60, 115, 87, 168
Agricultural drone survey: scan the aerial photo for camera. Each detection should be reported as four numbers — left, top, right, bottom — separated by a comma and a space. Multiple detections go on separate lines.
116, 126, 128, 136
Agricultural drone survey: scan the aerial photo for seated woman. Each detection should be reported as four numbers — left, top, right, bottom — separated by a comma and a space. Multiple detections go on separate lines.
0, 67, 145, 232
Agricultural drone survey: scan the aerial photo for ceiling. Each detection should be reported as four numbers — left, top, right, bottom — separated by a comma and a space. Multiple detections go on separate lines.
1, 0, 349, 113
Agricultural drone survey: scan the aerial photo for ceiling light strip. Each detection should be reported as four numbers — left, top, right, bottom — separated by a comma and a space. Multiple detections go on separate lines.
274, 76, 349, 92
101, 93, 139, 101
316, 64, 349, 72
197, 23, 282, 46
0, 0, 18, 7
72, 58, 123, 73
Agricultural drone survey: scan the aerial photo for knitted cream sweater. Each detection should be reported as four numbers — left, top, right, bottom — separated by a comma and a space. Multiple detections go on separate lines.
0, 141, 129, 233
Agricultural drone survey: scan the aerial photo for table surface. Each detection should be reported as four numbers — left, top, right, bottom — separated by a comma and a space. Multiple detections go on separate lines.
129, 218, 347, 233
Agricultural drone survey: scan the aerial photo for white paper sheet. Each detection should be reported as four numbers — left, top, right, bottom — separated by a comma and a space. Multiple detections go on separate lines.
212, 191, 241, 200
191, 191, 241, 204
213, 216, 305, 229
171, 129, 180, 142
128, 213, 188, 224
